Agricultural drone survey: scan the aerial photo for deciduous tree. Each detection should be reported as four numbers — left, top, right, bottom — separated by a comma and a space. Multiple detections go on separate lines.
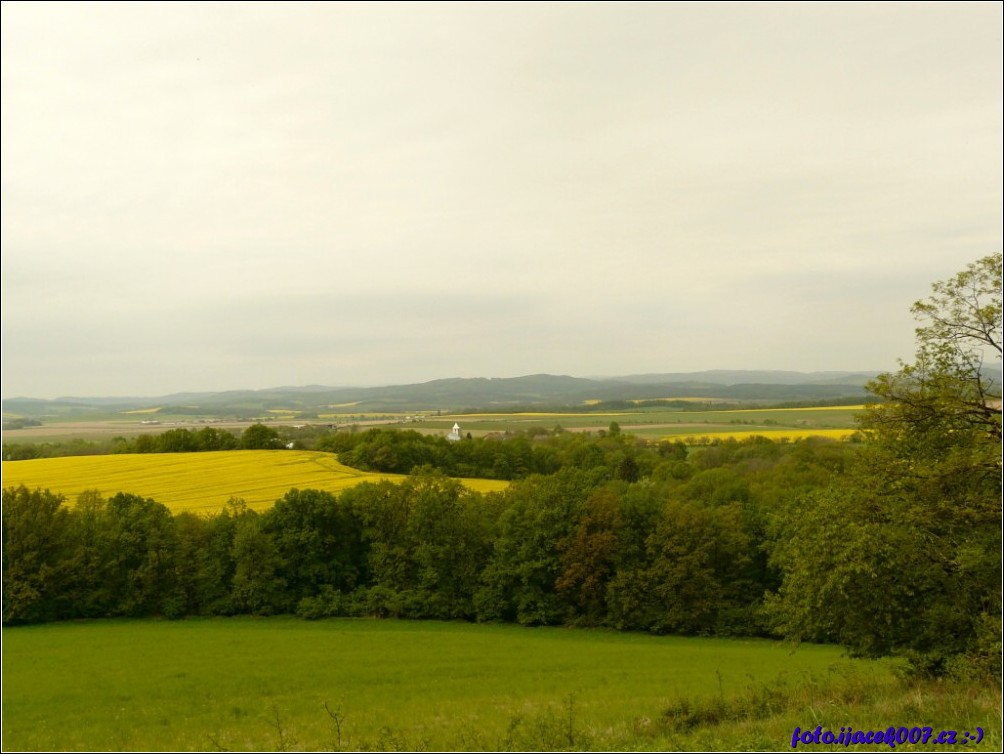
767, 254, 1002, 677
241, 423, 282, 450
1, 486, 72, 623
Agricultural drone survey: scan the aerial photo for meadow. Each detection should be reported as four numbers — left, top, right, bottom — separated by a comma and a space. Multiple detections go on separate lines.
0, 617, 948, 752
0, 450, 507, 513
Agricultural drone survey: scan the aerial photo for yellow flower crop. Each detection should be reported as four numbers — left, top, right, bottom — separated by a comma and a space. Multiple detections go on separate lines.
1, 450, 508, 514
672, 428, 858, 444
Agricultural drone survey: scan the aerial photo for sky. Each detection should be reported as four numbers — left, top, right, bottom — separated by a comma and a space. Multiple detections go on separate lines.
2, 2, 1001, 398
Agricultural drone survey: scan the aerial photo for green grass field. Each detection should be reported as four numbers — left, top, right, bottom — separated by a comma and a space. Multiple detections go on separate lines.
0, 450, 508, 513
0, 617, 921, 752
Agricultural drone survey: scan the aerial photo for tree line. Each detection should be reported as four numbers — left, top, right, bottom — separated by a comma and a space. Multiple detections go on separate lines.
2, 423, 282, 460
1, 436, 845, 633
318, 425, 689, 481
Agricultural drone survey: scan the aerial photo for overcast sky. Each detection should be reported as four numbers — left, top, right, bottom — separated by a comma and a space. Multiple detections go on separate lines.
2, 2, 1001, 398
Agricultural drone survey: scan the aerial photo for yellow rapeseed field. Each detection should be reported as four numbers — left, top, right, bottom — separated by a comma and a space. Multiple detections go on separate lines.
1, 451, 508, 514
708, 405, 866, 414
674, 428, 859, 443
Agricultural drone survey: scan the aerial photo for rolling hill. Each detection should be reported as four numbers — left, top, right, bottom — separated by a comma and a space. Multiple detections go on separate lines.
2, 370, 887, 420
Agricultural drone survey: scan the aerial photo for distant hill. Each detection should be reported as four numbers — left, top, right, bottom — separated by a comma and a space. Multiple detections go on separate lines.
607, 370, 882, 386
2, 370, 887, 420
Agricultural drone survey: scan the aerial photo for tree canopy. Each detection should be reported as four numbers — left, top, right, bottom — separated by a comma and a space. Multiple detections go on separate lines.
866, 252, 1001, 443
768, 254, 1002, 678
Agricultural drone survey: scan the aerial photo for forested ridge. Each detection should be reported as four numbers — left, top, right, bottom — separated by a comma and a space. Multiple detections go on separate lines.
1, 371, 877, 420
3, 255, 1001, 680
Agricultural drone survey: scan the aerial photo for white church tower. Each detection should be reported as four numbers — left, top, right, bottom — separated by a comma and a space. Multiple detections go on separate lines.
447, 422, 462, 442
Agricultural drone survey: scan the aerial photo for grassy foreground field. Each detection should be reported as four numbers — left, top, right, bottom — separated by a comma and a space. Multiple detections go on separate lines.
0, 450, 508, 513
3, 617, 974, 752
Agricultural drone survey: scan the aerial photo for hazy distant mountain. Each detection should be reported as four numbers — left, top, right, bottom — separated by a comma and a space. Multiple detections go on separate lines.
2, 370, 885, 419
608, 370, 882, 386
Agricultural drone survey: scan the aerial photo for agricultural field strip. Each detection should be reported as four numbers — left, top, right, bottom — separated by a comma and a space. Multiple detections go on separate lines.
407, 407, 862, 443
1, 451, 508, 514
3, 407, 863, 446
440, 405, 862, 419
666, 428, 857, 442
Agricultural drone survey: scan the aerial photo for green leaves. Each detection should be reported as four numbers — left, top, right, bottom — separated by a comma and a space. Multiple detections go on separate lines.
1, 486, 71, 623
867, 252, 1002, 444
768, 255, 1002, 677
912, 252, 1002, 358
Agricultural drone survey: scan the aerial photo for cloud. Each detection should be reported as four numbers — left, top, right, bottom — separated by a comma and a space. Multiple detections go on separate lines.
2, 2, 1000, 397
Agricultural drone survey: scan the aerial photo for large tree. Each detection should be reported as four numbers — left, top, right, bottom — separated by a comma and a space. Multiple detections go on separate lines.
241, 423, 282, 450
767, 254, 1002, 678
865, 252, 1001, 443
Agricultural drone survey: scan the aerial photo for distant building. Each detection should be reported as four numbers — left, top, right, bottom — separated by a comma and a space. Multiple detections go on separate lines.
447, 422, 462, 442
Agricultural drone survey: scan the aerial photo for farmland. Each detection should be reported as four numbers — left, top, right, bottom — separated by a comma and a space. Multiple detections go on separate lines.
402, 404, 865, 442
0, 450, 508, 513
1, 404, 867, 444
1, 617, 940, 752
